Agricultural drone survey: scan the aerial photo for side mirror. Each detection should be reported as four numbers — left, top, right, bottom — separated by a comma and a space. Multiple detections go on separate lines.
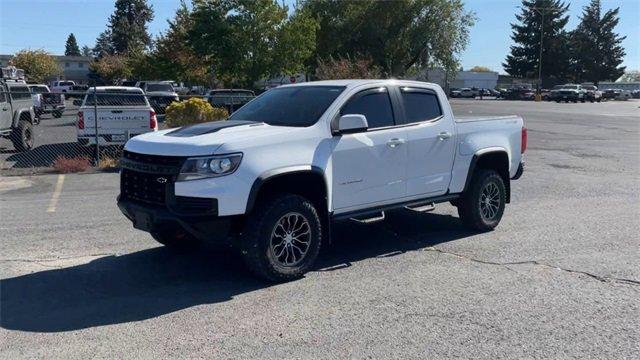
335, 114, 368, 134
73, 99, 82, 106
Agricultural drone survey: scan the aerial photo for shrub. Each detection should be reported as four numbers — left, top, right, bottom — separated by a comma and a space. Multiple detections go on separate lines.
165, 97, 229, 128
52, 156, 91, 173
98, 156, 119, 170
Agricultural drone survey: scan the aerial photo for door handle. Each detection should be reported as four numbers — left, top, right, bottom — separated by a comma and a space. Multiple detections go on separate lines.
437, 132, 452, 140
1, 108, 7, 111
386, 138, 406, 148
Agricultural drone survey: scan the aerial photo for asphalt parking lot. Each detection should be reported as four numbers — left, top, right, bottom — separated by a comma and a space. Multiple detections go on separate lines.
1, 99, 639, 358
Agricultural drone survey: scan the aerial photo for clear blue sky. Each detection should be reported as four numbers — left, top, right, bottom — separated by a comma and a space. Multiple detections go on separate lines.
1, 0, 638, 74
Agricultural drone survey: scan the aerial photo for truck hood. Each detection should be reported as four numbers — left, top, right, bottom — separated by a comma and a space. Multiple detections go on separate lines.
145, 91, 178, 97
124, 120, 301, 156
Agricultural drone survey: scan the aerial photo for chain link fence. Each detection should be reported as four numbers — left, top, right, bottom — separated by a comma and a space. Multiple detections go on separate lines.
0, 87, 254, 175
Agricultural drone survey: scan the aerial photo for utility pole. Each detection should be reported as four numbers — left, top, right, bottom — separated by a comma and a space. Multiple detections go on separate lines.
530, 5, 563, 100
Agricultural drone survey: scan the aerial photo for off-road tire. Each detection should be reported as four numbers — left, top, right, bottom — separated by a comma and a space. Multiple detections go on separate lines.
240, 193, 322, 282
11, 120, 34, 152
457, 169, 506, 231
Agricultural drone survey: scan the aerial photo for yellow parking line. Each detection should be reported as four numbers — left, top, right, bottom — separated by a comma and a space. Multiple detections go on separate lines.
47, 174, 65, 213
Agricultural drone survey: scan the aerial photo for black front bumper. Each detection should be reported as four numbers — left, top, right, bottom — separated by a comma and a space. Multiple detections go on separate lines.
117, 196, 237, 243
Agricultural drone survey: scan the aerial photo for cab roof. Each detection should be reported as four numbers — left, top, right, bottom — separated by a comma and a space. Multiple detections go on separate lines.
91, 86, 144, 93
277, 79, 439, 89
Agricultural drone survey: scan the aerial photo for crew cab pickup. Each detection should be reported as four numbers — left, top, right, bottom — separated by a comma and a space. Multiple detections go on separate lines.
28, 84, 65, 118
550, 84, 586, 103
76, 86, 157, 146
118, 80, 526, 281
1, 67, 37, 152
138, 81, 179, 118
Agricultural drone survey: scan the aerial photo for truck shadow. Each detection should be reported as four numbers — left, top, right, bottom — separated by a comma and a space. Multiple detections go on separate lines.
3, 142, 86, 168
0, 211, 473, 333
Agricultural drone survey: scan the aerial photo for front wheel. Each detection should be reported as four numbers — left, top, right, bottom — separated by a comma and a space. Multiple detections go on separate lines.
240, 194, 322, 282
11, 120, 34, 152
457, 169, 506, 231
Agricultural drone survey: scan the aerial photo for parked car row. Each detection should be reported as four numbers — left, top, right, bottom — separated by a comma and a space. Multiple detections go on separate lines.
450, 83, 637, 103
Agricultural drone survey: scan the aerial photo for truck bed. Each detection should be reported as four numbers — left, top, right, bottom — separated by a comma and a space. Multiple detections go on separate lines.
455, 115, 520, 123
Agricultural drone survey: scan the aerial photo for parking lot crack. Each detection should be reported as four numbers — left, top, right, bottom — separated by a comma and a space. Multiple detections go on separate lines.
422, 247, 640, 287
370, 222, 639, 288
0, 253, 114, 268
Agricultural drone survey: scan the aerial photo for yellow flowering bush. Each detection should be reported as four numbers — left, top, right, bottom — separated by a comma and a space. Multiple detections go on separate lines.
165, 97, 229, 127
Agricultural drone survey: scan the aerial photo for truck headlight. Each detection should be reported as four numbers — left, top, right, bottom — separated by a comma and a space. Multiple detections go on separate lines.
177, 153, 242, 181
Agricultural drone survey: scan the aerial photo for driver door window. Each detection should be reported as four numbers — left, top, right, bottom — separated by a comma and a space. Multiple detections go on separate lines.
341, 89, 395, 129
331, 87, 408, 211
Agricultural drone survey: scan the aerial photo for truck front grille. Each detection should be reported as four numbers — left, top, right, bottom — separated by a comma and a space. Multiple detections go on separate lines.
121, 169, 169, 206
120, 151, 185, 206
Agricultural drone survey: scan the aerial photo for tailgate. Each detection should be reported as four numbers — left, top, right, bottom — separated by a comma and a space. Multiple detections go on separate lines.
41, 93, 63, 105
84, 107, 150, 131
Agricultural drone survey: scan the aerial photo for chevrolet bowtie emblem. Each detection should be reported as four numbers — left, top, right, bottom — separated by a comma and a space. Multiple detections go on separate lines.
156, 177, 168, 184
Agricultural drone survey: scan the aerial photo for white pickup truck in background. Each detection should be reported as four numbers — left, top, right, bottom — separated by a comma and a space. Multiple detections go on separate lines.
118, 79, 525, 281
76, 86, 157, 146
51, 80, 76, 93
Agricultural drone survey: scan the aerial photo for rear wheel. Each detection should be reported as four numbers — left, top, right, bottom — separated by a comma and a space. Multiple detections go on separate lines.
457, 169, 506, 231
11, 120, 34, 152
240, 193, 322, 282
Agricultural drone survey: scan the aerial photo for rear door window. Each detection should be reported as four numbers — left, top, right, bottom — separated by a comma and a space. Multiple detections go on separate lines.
9, 85, 30, 100
398, 88, 442, 124
341, 88, 395, 129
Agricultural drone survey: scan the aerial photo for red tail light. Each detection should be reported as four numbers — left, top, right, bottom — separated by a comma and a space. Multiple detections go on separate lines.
521, 126, 527, 153
150, 110, 158, 129
77, 111, 84, 129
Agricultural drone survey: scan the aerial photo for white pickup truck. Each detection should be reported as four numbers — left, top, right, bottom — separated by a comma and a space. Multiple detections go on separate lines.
51, 80, 76, 93
76, 87, 157, 146
118, 80, 525, 281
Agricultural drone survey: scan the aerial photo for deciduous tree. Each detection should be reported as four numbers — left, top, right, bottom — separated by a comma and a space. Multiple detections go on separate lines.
189, 0, 317, 88
11, 50, 61, 83
89, 54, 131, 83
152, 1, 209, 84
304, 0, 475, 76
469, 66, 493, 72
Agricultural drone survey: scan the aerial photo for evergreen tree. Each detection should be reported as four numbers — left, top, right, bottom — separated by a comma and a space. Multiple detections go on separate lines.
65, 33, 81, 56
504, 0, 571, 86
93, 30, 115, 57
108, 0, 154, 54
81, 45, 92, 57
571, 0, 626, 84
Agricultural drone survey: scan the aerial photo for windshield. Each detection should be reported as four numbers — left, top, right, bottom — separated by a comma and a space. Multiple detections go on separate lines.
29, 86, 49, 93
146, 84, 174, 92
84, 93, 147, 106
228, 86, 345, 127
59, 81, 74, 86
560, 85, 578, 89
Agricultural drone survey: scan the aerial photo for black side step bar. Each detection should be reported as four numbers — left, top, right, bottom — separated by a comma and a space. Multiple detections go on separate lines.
333, 194, 460, 221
